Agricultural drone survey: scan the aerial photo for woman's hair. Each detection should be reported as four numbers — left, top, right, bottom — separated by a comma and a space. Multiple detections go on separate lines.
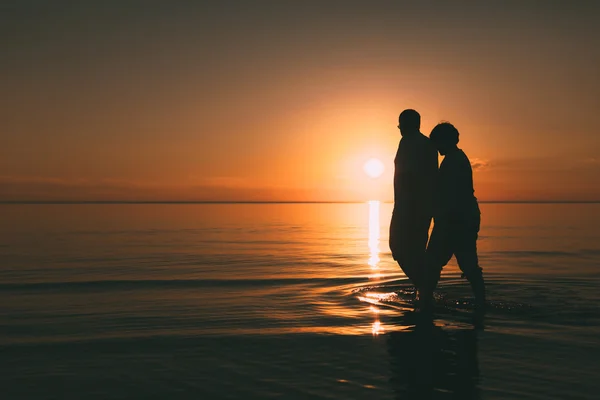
430, 122, 459, 145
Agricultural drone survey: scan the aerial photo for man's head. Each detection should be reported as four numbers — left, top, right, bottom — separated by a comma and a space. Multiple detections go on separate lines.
398, 109, 420, 137
430, 122, 459, 156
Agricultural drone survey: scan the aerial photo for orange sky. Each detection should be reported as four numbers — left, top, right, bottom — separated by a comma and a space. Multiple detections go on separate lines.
2, 1, 600, 202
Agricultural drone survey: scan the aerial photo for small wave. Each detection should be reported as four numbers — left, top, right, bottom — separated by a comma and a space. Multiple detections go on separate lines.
488, 250, 577, 257
484, 249, 600, 259
0, 277, 366, 292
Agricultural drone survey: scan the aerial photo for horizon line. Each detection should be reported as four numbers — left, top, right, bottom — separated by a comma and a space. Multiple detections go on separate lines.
1, 200, 600, 205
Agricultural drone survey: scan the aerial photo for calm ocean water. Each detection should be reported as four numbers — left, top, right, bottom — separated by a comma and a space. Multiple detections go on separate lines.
1, 203, 599, 399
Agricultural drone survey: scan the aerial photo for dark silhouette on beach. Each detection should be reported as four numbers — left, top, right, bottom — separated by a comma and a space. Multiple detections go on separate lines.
424, 122, 486, 320
389, 109, 438, 299
387, 316, 481, 399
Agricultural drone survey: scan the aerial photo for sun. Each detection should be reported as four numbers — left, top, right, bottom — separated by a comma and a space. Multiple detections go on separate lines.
363, 158, 385, 178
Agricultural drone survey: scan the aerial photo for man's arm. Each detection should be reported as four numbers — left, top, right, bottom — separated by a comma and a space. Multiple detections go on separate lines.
392, 144, 402, 206
410, 140, 438, 216
389, 143, 403, 260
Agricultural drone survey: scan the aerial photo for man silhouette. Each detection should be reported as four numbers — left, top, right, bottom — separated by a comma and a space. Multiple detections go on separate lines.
389, 109, 438, 299
425, 122, 486, 319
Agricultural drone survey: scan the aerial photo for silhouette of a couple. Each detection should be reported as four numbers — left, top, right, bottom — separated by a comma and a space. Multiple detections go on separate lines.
389, 109, 485, 319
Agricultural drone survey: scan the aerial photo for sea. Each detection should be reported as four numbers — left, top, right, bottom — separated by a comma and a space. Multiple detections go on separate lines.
1, 202, 599, 399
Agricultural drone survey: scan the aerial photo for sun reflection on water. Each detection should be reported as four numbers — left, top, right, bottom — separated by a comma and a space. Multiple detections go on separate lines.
367, 200, 384, 335
368, 200, 381, 270
371, 320, 384, 335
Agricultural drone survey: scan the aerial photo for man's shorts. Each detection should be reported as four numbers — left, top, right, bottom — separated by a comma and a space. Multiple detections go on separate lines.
389, 209, 432, 273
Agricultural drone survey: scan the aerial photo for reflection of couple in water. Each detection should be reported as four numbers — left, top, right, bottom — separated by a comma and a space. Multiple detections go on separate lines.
387, 321, 481, 399
389, 109, 485, 322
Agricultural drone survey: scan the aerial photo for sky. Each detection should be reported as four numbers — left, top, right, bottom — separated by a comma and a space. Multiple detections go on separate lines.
2, 0, 600, 202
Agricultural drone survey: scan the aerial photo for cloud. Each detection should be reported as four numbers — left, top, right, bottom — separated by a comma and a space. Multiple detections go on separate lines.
470, 158, 489, 171
0, 176, 162, 201
193, 176, 252, 188
583, 157, 600, 164
487, 156, 600, 172
0, 176, 341, 202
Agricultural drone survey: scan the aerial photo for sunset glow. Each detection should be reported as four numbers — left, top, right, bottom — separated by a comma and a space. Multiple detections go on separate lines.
1, 3, 599, 202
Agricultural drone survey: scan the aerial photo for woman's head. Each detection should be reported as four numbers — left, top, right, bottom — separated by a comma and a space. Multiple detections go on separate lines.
430, 122, 459, 155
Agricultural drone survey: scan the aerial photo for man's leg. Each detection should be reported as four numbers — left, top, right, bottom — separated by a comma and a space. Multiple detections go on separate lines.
409, 216, 432, 293
390, 227, 416, 285
422, 222, 454, 306
390, 215, 431, 291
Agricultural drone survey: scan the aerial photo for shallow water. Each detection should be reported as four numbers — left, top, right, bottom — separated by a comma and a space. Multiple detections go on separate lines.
1, 203, 599, 399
